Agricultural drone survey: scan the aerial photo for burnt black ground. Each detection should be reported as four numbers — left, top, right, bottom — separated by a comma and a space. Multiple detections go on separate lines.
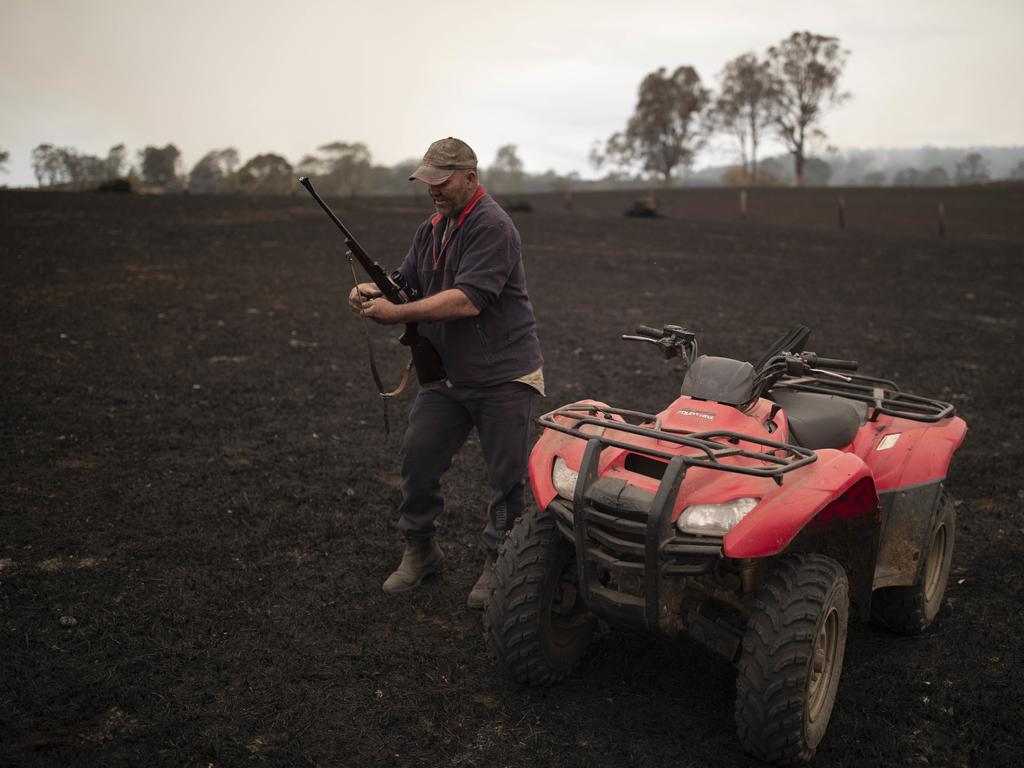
2, 187, 1023, 767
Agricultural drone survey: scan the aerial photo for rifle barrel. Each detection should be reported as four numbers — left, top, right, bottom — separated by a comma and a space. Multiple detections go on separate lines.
298, 176, 370, 255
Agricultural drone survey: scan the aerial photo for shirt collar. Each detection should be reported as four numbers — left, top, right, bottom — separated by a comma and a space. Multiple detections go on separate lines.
431, 184, 487, 227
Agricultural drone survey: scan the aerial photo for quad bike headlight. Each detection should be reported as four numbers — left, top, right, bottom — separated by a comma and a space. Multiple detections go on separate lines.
677, 497, 760, 536
552, 457, 579, 499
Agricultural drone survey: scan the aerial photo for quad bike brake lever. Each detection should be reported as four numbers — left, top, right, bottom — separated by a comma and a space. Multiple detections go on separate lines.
621, 334, 682, 359
809, 367, 853, 382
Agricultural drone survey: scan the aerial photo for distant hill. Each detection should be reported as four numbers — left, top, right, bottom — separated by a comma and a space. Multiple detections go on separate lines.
688, 146, 1024, 187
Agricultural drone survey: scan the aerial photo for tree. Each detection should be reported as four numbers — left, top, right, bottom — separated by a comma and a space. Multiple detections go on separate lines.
219, 148, 239, 177
715, 53, 775, 181
391, 159, 419, 196
31, 145, 46, 185
318, 141, 372, 196
765, 31, 850, 186
0, 148, 8, 173
488, 144, 525, 193
28, 144, 112, 189
189, 152, 222, 194
138, 144, 181, 189
954, 153, 989, 185
893, 167, 923, 187
189, 148, 240, 193
236, 153, 294, 195
862, 171, 886, 186
57, 148, 82, 186
295, 153, 325, 178
105, 144, 127, 180
31, 144, 61, 186
922, 166, 950, 186
803, 157, 832, 186
596, 66, 712, 185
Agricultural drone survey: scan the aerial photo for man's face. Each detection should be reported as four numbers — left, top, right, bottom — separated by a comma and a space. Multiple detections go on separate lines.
428, 170, 477, 217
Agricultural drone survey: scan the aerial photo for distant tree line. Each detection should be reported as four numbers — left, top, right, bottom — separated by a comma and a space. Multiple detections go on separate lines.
19, 138, 1022, 195
711, 150, 1022, 188
861, 152, 1021, 187
19, 139, 581, 197
29, 143, 127, 189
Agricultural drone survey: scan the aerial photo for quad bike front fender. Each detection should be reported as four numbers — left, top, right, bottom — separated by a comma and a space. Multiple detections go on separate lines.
724, 451, 879, 559
725, 452, 881, 620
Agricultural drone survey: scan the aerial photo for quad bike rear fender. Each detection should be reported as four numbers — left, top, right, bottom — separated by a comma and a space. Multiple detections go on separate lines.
850, 414, 967, 492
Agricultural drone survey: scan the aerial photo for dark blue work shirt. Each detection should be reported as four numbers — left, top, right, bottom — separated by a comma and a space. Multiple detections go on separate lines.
396, 188, 543, 388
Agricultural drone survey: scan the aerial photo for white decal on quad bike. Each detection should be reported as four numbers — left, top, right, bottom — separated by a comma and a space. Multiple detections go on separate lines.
877, 433, 901, 451
677, 409, 716, 421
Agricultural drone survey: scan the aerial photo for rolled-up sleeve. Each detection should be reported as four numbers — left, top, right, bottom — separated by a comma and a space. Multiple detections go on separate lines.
451, 224, 518, 311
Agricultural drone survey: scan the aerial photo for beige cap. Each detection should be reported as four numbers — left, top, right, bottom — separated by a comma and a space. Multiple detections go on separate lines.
409, 137, 478, 184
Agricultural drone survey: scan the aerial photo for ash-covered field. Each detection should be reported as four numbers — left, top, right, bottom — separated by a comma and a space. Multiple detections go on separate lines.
2, 187, 1022, 767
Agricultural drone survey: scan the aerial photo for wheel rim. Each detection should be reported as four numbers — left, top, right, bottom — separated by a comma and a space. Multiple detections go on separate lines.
807, 606, 840, 723
548, 555, 589, 647
923, 522, 948, 602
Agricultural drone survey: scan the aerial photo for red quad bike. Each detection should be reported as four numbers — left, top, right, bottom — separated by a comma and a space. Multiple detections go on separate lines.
485, 324, 967, 765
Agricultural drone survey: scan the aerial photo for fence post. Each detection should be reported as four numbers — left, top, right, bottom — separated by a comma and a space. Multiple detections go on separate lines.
937, 202, 946, 238
837, 196, 846, 230
740, 189, 748, 220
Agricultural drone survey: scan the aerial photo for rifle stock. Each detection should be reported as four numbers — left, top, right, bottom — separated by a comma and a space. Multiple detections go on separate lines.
299, 176, 446, 386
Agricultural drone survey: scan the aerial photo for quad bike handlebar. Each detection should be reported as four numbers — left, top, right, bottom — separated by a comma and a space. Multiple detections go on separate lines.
634, 325, 664, 339
623, 323, 861, 406
621, 324, 699, 361
758, 351, 859, 399
623, 324, 858, 375
802, 353, 859, 372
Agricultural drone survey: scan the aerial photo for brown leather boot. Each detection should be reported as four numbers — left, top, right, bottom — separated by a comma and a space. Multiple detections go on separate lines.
466, 553, 496, 610
382, 539, 444, 594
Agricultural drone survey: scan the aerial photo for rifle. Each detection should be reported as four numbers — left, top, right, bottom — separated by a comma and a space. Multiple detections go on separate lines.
299, 177, 446, 427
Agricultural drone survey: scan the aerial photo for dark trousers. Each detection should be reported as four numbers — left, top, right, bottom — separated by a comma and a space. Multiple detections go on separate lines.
398, 381, 538, 552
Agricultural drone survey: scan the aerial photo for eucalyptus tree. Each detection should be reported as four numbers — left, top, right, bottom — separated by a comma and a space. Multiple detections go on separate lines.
715, 53, 775, 182
236, 153, 294, 195
595, 65, 712, 185
765, 31, 849, 186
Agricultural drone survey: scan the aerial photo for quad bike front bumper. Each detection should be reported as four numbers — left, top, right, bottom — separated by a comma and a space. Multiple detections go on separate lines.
539, 411, 815, 644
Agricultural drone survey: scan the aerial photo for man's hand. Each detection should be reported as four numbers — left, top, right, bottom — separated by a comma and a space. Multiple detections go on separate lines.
347, 285, 476, 325
359, 296, 404, 325
348, 282, 382, 312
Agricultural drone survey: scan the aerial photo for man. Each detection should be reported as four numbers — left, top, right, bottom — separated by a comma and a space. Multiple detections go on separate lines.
348, 137, 543, 609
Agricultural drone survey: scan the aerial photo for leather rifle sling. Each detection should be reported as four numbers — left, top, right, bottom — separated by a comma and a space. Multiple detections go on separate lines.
348, 256, 412, 434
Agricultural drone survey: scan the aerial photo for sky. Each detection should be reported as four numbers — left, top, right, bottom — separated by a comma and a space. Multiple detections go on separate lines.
1, 0, 1022, 187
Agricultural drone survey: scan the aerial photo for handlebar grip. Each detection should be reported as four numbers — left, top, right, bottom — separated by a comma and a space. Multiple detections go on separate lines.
635, 325, 663, 339
813, 356, 859, 371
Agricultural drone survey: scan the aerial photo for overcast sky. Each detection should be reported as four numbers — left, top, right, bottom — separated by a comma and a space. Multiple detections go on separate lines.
1, 0, 1021, 187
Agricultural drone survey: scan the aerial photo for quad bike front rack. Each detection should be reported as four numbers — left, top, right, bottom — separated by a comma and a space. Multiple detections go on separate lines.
539, 402, 817, 483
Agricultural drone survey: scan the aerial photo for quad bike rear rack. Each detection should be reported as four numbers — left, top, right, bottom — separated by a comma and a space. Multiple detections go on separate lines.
538, 403, 816, 639
771, 373, 955, 423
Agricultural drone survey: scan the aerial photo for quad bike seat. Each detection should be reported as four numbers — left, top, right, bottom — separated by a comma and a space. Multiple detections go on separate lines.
769, 390, 864, 450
